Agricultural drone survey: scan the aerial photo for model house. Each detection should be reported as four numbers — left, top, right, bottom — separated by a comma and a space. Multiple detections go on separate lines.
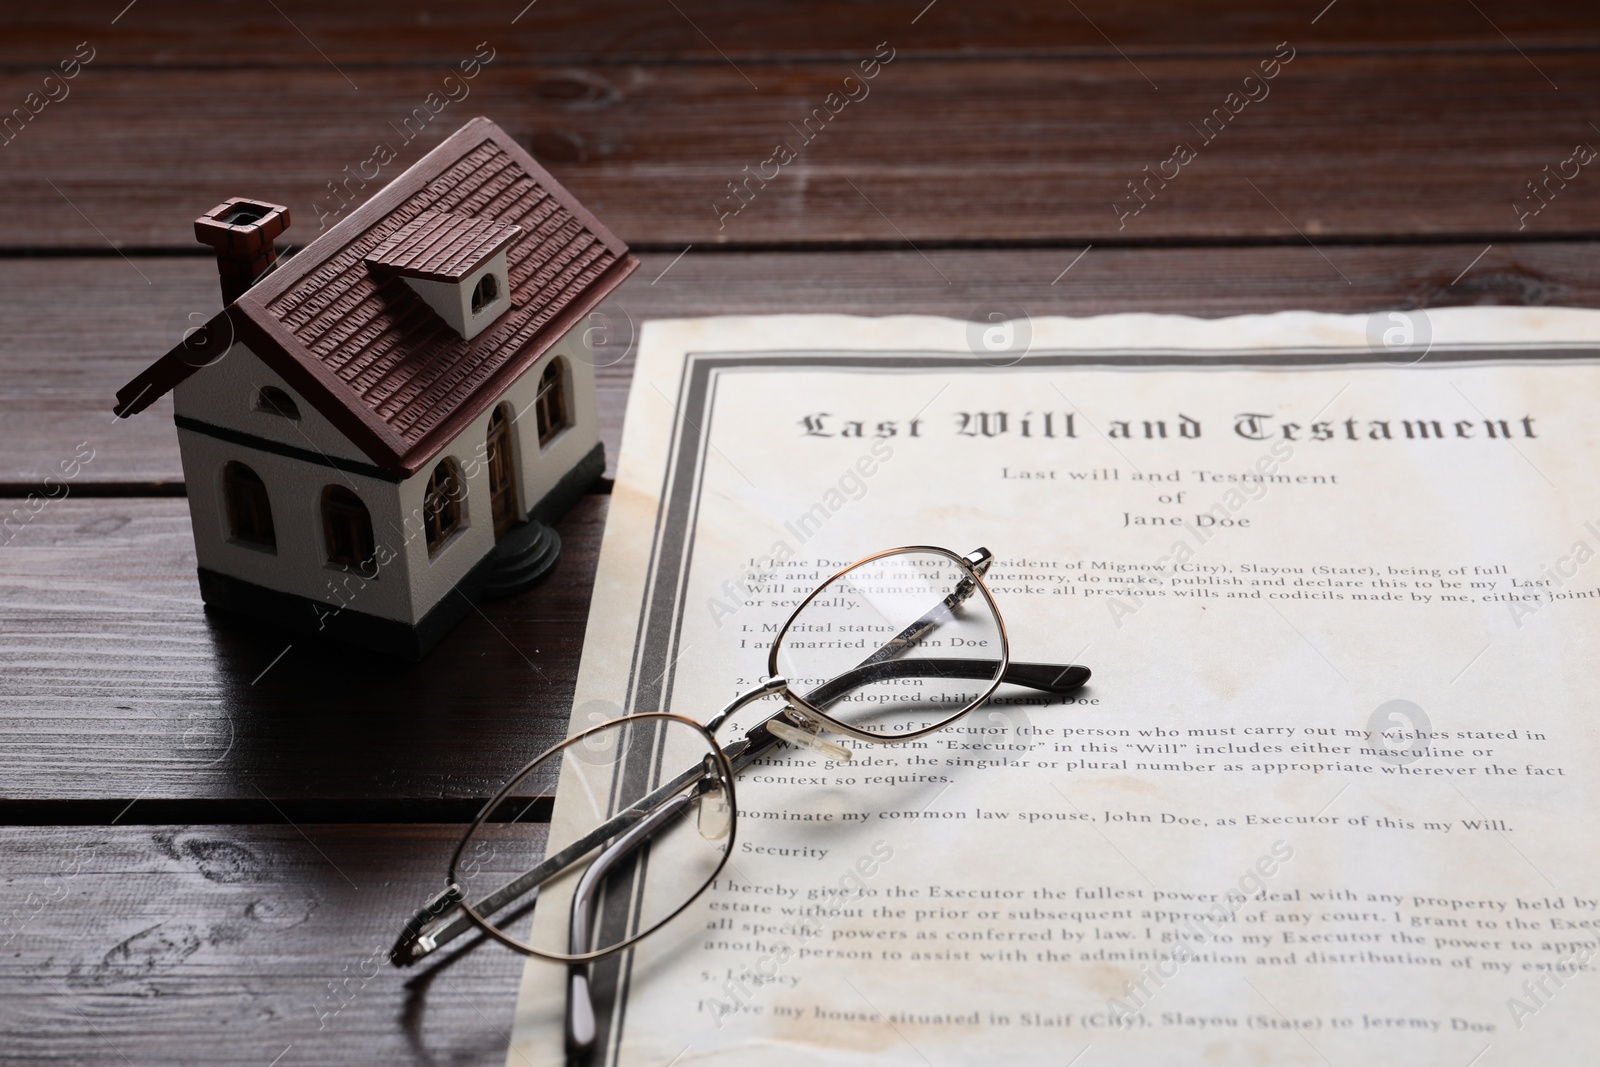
115, 117, 638, 658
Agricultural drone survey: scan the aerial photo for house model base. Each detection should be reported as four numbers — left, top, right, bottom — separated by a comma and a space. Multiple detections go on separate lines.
114, 118, 638, 660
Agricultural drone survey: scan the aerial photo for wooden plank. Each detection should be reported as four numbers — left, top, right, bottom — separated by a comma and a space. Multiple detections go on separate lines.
2, 244, 1597, 488
3, 0, 1595, 67
0, 824, 538, 1065
0, 494, 605, 803
0, 255, 198, 489
2, 55, 1597, 249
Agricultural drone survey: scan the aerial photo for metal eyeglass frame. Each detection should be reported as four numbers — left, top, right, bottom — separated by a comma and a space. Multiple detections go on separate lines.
389, 545, 1092, 1059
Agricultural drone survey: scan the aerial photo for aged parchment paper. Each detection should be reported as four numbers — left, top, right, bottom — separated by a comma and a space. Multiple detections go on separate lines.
506, 310, 1600, 1066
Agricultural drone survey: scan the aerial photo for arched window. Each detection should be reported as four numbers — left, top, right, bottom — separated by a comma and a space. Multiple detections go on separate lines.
223, 461, 276, 550
255, 386, 300, 419
423, 458, 464, 557
322, 485, 376, 572
471, 273, 499, 314
486, 403, 518, 538
534, 358, 570, 446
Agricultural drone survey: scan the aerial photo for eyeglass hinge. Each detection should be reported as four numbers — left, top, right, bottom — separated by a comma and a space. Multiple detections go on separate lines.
947, 548, 993, 606
388, 881, 463, 966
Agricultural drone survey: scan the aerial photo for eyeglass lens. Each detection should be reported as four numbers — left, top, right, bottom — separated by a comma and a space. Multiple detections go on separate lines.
774, 549, 1005, 737
455, 714, 732, 960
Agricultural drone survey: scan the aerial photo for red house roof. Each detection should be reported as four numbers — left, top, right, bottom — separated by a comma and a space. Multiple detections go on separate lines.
363, 209, 522, 282
114, 117, 638, 477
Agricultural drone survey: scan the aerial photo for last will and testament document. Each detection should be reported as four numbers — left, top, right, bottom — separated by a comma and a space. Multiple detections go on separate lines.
507, 309, 1600, 1065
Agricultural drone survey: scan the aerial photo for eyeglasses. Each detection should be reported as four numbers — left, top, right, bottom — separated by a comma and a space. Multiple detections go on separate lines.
389, 545, 1090, 1057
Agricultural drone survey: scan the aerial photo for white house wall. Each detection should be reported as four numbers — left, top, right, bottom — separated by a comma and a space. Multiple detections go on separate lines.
178, 428, 417, 625
171, 342, 372, 465
519, 325, 600, 514
172, 323, 600, 630
400, 328, 600, 615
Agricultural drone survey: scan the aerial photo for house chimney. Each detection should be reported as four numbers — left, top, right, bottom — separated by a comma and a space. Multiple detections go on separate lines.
194, 198, 291, 305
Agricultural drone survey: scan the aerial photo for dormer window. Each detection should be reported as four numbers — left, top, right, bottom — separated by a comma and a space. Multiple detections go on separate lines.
363, 209, 521, 341
471, 273, 499, 315
255, 385, 300, 419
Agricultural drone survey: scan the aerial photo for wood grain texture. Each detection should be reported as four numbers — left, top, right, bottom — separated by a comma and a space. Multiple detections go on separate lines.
0, 495, 605, 803
2, 54, 1597, 249
0, 824, 540, 1066
4, 0, 1599, 1058
3, 244, 1594, 488
5, 0, 1597, 67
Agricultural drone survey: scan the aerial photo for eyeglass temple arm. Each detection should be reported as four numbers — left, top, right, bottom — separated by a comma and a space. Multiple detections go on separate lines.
721, 659, 1087, 774
803, 659, 1090, 711
566, 793, 694, 1059
389, 764, 703, 966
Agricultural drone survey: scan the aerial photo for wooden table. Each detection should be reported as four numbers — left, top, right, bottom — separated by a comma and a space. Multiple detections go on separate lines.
3, 2, 1597, 1062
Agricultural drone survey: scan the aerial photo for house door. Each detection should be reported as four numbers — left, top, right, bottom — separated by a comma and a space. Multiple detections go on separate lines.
486, 405, 517, 538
